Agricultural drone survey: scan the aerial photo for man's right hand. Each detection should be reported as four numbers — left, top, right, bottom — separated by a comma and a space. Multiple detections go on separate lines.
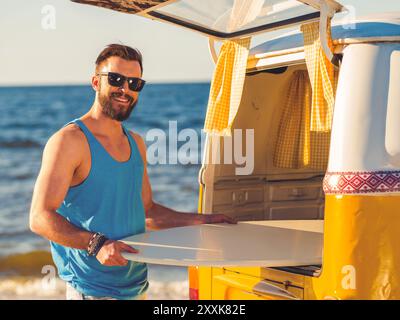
96, 240, 139, 266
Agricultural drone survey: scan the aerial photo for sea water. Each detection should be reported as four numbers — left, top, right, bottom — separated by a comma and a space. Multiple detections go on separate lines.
0, 83, 210, 299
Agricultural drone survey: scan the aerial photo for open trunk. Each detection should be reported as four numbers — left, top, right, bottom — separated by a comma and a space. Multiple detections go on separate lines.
71, 0, 343, 39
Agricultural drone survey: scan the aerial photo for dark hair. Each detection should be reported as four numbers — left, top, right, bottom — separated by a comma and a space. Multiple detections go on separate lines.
95, 44, 143, 74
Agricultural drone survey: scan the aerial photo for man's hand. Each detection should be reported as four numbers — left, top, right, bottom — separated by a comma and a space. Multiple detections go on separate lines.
96, 240, 138, 266
202, 214, 237, 225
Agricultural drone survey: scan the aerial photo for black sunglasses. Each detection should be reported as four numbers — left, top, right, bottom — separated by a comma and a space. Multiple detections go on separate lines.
97, 72, 146, 92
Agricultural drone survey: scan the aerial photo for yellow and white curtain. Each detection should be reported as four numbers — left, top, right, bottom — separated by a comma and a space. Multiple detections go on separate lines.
203, 37, 251, 135
302, 20, 336, 132
203, 0, 264, 135
274, 20, 338, 170
273, 70, 312, 169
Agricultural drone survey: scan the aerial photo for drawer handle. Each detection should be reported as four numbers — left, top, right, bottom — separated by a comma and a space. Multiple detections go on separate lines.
290, 189, 304, 197
252, 281, 299, 300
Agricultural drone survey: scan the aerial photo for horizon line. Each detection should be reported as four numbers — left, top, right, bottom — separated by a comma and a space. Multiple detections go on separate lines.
0, 79, 212, 88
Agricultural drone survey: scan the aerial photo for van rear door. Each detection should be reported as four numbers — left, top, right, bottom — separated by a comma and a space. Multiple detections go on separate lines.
71, 0, 344, 39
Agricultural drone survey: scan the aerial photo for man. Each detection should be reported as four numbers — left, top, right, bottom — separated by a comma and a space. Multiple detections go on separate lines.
29, 44, 236, 300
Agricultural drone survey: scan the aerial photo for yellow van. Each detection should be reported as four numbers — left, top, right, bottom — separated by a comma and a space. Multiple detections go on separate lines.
72, 0, 400, 300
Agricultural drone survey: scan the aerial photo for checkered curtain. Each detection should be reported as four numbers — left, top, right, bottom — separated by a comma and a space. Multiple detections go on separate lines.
274, 21, 338, 170
273, 70, 312, 169
203, 37, 251, 135
301, 20, 336, 132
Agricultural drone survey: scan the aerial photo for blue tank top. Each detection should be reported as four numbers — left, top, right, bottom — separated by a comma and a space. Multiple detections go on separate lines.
50, 118, 148, 299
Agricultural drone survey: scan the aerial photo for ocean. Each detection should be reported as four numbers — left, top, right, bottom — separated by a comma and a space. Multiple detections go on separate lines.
0, 83, 210, 299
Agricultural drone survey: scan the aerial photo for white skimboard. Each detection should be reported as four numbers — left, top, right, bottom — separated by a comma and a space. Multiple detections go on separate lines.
121, 220, 323, 267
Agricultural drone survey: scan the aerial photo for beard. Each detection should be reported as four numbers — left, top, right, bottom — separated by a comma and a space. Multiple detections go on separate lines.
98, 91, 138, 122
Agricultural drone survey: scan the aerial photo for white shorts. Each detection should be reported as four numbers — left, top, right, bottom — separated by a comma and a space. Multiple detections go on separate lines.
66, 282, 147, 300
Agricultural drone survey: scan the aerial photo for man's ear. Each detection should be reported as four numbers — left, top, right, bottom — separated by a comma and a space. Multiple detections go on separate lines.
92, 75, 100, 92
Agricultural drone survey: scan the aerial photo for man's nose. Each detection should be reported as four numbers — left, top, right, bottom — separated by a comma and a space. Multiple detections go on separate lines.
117, 82, 128, 94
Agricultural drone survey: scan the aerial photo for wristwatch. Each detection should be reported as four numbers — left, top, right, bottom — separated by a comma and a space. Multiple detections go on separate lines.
87, 232, 108, 257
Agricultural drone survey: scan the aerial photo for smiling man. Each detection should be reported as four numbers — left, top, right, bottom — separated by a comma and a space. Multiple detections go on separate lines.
29, 44, 236, 300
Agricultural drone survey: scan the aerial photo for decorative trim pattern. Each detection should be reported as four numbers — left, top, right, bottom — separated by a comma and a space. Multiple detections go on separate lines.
323, 171, 400, 194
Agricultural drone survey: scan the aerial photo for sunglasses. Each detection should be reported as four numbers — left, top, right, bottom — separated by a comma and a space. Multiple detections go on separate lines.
97, 72, 146, 92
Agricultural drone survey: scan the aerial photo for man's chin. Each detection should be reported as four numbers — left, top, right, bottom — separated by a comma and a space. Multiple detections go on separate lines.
110, 106, 135, 121
99, 96, 137, 121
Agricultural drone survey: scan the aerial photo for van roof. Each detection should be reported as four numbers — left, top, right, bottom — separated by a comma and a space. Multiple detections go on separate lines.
250, 13, 400, 56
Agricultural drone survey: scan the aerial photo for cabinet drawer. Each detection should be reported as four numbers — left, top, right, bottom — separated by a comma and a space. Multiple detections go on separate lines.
267, 204, 321, 220
213, 187, 264, 206
268, 184, 321, 202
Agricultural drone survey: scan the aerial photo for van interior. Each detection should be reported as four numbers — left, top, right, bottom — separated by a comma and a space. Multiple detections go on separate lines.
200, 62, 332, 276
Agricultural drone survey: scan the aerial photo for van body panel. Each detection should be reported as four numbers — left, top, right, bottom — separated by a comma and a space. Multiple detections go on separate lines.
329, 43, 400, 171
311, 195, 400, 299
250, 21, 400, 56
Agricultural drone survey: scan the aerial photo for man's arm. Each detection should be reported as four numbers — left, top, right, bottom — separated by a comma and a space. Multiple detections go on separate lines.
30, 126, 136, 266
145, 202, 236, 231
131, 132, 237, 231
29, 127, 94, 248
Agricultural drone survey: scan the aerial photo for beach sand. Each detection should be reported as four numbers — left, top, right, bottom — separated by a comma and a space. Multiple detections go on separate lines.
0, 251, 189, 300
0, 276, 189, 300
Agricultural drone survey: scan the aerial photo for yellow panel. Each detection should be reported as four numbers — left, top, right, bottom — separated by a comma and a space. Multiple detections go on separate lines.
196, 182, 212, 299
223, 287, 267, 300
224, 266, 305, 289
198, 184, 204, 213
211, 268, 304, 300
198, 267, 213, 300
212, 271, 266, 300
222, 267, 263, 278
311, 195, 400, 299
211, 267, 225, 300
304, 275, 318, 300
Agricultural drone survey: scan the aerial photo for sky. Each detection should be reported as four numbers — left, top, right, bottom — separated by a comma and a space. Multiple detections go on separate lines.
0, 0, 399, 86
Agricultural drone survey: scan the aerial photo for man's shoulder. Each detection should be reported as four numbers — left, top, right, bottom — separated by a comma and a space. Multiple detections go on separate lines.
45, 122, 87, 153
